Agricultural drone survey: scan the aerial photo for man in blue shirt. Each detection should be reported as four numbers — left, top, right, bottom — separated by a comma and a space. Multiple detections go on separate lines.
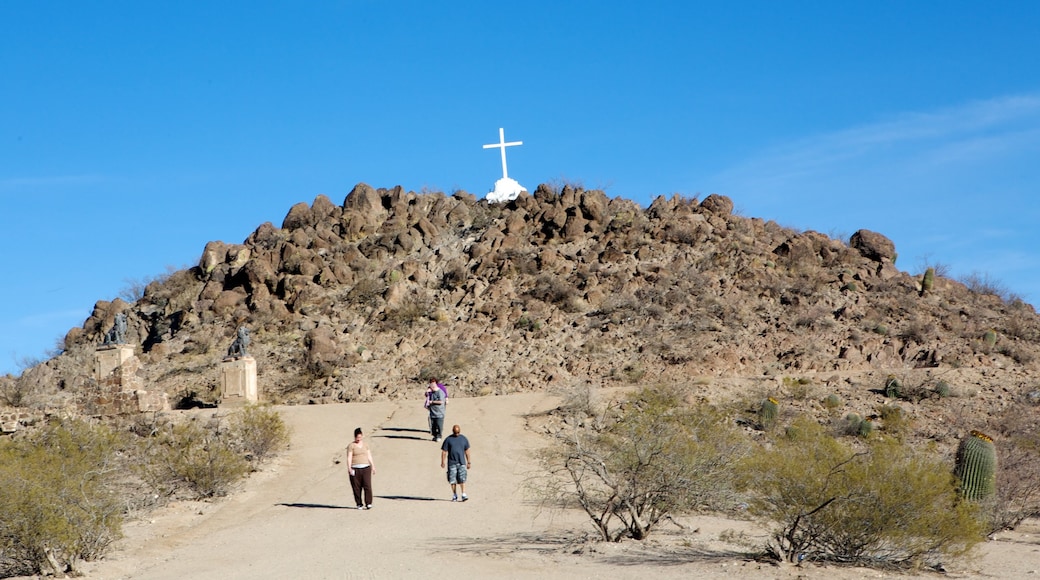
440, 424, 471, 502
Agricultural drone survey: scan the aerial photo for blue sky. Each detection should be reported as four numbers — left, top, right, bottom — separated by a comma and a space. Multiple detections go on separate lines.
2, 2, 1039, 376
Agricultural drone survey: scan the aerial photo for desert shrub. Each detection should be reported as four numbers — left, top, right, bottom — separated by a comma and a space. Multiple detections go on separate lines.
782, 376, 814, 400
345, 277, 385, 307
537, 385, 748, 542
440, 262, 469, 290
960, 271, 1012, 301
418, 342, 478, 387
0, 375, 39, 407
526, 274, 578, 307
139, 419, 250, 499
383, 292, 432, 327
738, 418, 984, 567
899, 318, 935, 343
229, 404, 291, 463
983, 405, 1040, 531
0, 420, 126, 577
877, 403, 910, 438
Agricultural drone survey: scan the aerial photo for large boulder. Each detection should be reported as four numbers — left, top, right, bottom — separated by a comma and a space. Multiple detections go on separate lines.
850, 229, 896, 262
700, 194, 734, 216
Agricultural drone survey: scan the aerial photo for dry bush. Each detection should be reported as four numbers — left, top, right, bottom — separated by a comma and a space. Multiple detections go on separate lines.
526, 274, 578, 308
345, 277, 385, 307
959, 271, 1013, 301
383, 293, 432, 328
782, 376, 815, 401
899, 318, 936, 344
983, 400, 1040, 531
418, 342, 479, 387
536, 385, 748, 542
0, 375, 39, 408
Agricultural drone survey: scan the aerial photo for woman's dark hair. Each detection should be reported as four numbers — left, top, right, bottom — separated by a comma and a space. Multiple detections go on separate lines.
354, 427, 363, 437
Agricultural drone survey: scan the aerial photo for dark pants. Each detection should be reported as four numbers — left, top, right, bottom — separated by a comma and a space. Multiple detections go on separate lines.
349, 466, 373, 507
429, 415, 444, 439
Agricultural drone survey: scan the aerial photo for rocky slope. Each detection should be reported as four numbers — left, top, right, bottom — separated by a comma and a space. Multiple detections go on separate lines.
7, 183, 1040, 439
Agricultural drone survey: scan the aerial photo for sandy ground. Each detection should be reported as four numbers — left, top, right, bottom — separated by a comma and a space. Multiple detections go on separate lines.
78, 393, 1040, 580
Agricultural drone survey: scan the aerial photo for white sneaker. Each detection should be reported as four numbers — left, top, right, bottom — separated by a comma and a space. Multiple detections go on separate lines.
461, 494, 468, 502
451, 495, 458, 502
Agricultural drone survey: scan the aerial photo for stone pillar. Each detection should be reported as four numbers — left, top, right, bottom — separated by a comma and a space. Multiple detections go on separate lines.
95, 345, 136, 383
220, 356, 258, 405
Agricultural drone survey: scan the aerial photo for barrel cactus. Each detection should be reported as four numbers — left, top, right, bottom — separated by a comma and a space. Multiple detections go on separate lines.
983, 329, 998, 348
858, 417, 875, 437
758, 397, 779, 430
823, 393, 843, 409
843, 412, 873, 437
954, 430, 997, 501
921, 267, 935, 295
884, 375, 902, 399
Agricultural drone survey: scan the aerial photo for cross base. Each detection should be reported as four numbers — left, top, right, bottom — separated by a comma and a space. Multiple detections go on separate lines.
487, 177, 526, 203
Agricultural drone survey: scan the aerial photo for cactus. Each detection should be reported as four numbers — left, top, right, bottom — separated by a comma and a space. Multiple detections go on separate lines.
858, 417, 875, 437
758, 397, 779, 430
954, 430, 997, 501
884, 375, 902, 399
842, 412, 872, 437
934, 381, 951, 398
983, 329, 997, 347
823, 393, 843, 409
921, 267, 935, 295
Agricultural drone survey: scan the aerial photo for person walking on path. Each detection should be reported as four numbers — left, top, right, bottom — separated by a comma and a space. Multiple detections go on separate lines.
440, 424, 471, 502
346, 427, 376, 510
427, 378, 446, 441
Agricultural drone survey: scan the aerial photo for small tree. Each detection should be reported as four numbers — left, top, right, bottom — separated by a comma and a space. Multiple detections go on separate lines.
739, 417, 985, 567
538, 384, 747, 541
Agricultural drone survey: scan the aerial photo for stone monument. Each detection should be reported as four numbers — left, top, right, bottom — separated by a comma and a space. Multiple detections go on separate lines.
220, 326, 258, 405
95, 312, 134, 383
483, 127, 526, 202
92, 313, 170, 415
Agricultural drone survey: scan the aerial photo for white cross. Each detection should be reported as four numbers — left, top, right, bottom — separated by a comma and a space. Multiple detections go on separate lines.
482, 127, 523, 179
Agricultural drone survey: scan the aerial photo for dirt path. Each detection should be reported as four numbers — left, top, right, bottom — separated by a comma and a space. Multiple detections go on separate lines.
80, 394, 1040, 580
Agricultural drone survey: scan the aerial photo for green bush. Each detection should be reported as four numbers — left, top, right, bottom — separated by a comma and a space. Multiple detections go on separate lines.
140, 420, 250, 499
230, 403, 291, 463
738, 417, 984, 567
0, 420, 125, 577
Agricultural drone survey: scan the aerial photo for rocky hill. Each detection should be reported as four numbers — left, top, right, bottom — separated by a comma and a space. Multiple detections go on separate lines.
6, 183, 1040, 442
